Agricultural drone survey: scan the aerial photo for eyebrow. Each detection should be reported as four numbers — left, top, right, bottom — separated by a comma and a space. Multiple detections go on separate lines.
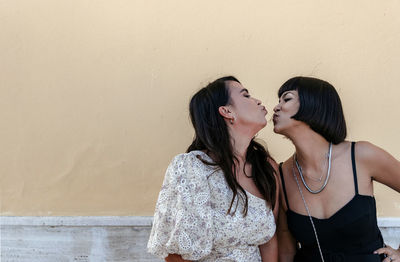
282, 91, 294, 97
240, 88, 249, 93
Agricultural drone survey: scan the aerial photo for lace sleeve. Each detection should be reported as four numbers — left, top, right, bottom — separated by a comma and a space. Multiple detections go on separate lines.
147, 153, 214, 260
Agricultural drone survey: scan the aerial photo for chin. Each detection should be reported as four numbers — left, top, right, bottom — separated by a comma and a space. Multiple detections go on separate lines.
260, 121, 267, 129
262, 119, 268, 126
273, 125, 282, 134
253, 122, 267, 134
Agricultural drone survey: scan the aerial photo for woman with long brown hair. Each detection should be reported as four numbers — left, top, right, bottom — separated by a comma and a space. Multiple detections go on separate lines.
148, 76, 279, 261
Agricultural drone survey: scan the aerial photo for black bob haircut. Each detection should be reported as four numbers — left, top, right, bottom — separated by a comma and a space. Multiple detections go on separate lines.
278, 76, 347, 144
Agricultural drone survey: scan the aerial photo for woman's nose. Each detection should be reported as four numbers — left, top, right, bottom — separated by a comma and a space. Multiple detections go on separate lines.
273, 104, 280, 112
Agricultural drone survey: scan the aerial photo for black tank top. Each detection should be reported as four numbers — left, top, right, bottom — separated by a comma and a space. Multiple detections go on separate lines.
279, 142, 384, 262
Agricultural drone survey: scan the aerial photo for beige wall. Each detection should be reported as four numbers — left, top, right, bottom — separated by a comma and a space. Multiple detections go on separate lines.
1, 0, 399, 216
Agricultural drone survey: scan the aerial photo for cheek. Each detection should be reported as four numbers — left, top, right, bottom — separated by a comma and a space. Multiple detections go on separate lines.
292, 103, 300, 114
236, 104, 253, 116
236, 107, 262, 123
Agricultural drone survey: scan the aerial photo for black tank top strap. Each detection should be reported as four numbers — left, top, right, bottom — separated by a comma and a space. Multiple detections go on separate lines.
279, 162, 290, 209
351, 141, 359, 195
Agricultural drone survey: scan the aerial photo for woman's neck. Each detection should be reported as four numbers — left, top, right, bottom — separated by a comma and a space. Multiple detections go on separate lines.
229, 129, 253, 161
289, 128, 331, 171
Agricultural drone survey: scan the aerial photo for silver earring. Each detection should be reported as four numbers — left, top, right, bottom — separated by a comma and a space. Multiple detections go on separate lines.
230, 118, 234, 125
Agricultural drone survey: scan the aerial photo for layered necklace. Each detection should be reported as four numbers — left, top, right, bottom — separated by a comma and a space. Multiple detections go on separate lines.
292, 142, 333, 262
294, 142, 332, 194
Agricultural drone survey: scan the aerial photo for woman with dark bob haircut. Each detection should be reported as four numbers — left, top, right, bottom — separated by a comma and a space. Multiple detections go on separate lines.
274, 76, 400, 262
148, 76, 279, 261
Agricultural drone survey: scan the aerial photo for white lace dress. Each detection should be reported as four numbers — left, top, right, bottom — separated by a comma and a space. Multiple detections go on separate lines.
147, 151, 276, 261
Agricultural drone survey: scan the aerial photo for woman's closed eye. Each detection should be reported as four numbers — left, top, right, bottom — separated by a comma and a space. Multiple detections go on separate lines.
278, 97, 291, 103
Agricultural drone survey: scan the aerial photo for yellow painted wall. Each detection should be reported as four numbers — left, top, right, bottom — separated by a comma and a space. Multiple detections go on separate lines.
1, 0, 399, 216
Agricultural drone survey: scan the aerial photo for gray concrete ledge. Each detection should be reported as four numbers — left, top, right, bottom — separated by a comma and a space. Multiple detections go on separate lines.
0, 216, 159, 262
1, 216, 399, 262
0, 216, 153, 227
378, 217, 400, 227
2, 216, 398, 227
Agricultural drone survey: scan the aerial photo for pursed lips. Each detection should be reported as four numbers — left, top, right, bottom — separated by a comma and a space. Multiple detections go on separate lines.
261, 106, 267, 114
272, 114, 279, 123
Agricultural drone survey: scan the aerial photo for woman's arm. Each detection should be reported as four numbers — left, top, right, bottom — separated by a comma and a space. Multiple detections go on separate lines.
267, 158, 281, 220
260, 234, 278, 262
357, 142, 400, 259
275, 161, 296, 262
147, 153, 213, 260
165, 254, 190, 262
260, 162, 280, 262
277, 206, 296, 262
357, 141, 400, 192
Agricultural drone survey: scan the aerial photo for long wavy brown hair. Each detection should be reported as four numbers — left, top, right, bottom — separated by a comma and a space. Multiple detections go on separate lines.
187, 76, 276, 215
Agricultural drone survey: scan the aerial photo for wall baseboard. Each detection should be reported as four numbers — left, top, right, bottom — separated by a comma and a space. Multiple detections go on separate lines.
1, 216, 399, 261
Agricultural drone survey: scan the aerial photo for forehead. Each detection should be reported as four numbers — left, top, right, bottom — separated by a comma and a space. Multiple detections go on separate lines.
226, 80, 243, 91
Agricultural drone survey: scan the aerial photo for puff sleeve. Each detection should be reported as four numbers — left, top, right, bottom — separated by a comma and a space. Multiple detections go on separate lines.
147, 153, 214, 260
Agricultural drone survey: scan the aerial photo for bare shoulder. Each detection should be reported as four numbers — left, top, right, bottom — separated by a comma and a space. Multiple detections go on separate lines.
355, 141, 400, 192
355, 141, 388, 162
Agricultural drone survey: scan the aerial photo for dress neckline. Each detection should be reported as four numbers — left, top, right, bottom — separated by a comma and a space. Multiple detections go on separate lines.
244, 189, 265, 201
287, 194, 375, 221
192, 150, 266, 201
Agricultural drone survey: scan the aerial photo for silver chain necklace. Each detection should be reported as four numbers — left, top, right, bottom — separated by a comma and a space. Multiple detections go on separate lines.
292, 159, 325, 262
294, 142, 332, 194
